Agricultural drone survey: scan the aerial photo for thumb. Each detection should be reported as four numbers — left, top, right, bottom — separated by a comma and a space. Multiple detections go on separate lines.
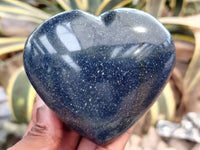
8, 99, 63, 150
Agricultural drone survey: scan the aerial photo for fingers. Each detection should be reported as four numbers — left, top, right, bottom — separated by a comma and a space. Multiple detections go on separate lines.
77, 125, 134, 150
10, 93, 134, 150
77, 137, 97, 150
24, 95, 45, 136
8, 95, 63, 150
58, 125, 81, 150
96, 125, 135, 150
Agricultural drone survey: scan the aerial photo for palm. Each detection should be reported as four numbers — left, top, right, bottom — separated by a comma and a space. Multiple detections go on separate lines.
25, 96, 133, 150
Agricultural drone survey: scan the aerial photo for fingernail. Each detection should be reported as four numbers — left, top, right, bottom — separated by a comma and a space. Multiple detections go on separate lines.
36, 105, 46, 124
35, 95, 45, 108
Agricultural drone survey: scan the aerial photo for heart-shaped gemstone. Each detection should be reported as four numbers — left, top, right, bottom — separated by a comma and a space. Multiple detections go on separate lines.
24, 8, 175, 145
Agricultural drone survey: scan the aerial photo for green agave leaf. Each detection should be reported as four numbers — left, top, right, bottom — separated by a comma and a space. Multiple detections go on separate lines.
88, 0, 102, 14
0, 0, 51, 24
134, 0, 146, 10
56, 0, 133, 14
0, 0, 51, 20
6, 67, 36, 123
150, 82, 176, 125
172, 34, 194, 43
0, 5, 44, 20
95, 0, 133, 15
0, 37, 26, 56
184, 31, 200, 91
96, 0, 112, 15
33, 0, 63, 15
160, 15, 200, 92
112, 0, 133, 9
182, 0, 200, 16
171, 0, 185, 16
56, 0, 72, 11
166, 24, 194, 39
159, 14, 200, 28
146, 0, 166, 17
0, 42, 25, 56
0, 37, 27, 44
56, 0, 88, 11
0, 12, 43, 24
75, 0, 89, 11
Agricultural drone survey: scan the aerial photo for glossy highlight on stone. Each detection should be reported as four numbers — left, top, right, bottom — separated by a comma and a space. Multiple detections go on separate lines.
23, 8, 176, 145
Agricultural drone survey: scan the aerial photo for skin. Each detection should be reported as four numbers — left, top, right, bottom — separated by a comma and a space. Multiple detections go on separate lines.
8, 95, 134, 150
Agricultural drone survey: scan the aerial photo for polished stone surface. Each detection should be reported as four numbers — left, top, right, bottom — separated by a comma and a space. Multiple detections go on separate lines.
24, 8, 175, 145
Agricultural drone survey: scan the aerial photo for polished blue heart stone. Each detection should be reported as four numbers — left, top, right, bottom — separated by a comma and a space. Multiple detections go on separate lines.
24, 8, 175, 145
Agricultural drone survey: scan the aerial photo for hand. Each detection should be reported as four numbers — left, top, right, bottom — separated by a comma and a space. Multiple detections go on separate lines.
8, 95, 134, 150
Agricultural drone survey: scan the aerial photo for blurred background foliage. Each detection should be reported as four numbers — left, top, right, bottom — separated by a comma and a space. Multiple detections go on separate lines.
0, 0, 200, 149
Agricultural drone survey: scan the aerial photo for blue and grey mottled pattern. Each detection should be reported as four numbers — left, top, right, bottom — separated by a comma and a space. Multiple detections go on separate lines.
23, 8, 175, 145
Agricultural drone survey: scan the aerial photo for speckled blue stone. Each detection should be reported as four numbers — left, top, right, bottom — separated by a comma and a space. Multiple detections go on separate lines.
24, 8, 175, 145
